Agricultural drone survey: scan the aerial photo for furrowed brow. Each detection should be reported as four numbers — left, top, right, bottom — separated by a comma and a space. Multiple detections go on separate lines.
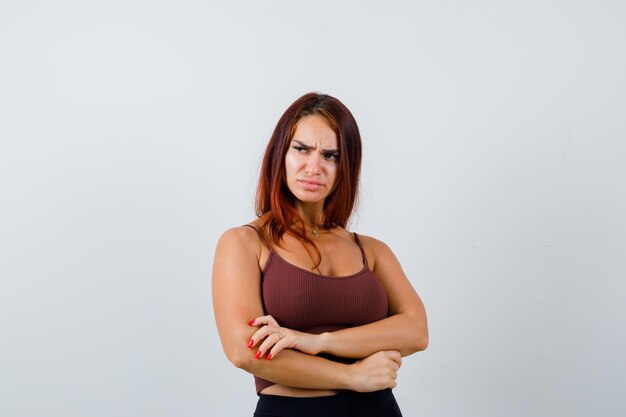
293, 139, 339, 153
293, 139, 315, 150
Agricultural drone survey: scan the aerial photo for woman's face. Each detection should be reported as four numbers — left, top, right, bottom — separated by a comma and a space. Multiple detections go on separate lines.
284, 115, 339, 206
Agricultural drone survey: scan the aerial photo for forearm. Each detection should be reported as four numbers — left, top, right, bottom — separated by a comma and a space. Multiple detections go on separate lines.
319, 313, 429, 359
234, 346, 353, 390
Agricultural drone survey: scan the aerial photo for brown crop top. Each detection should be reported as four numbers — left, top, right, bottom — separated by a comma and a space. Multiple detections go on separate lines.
242, 225, 389, 394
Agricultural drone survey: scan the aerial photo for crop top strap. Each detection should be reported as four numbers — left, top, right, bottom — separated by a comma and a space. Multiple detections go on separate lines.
241, 224, 274, 252
353, 232, 369, 268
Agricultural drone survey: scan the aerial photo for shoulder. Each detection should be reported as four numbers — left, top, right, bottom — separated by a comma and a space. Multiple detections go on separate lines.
352, 232, 397, 270
354, 233, 391, 250
217, 224, 258, 243
215, 223, 264, 258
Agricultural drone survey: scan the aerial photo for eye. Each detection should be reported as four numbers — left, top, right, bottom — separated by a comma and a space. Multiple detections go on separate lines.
292, 145, 307, 153
324, 152, 339, 161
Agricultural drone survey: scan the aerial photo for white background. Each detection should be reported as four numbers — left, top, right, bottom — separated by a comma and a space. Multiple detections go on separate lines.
1, 1, 625, 416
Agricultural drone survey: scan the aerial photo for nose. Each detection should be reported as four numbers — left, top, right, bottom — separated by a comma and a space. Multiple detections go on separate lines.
305, 152, 322, 175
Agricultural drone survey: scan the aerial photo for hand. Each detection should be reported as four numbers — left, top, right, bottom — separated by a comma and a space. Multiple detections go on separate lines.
349, 350, 402, 392
247, 315, 322, 359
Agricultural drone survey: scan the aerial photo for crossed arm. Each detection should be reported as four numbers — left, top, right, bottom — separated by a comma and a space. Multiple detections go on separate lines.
211, 226, 428, 391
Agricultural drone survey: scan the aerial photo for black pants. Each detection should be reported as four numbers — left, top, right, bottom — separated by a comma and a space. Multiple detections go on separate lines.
253, 389, 403, 417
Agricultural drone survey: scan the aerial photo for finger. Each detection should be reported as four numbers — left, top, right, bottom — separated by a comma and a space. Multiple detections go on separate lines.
267, 337, 290, 360
249, 315, 279, 327
257, 332, 284, 359
386, 350, 402, 366
248, 325, 279, 348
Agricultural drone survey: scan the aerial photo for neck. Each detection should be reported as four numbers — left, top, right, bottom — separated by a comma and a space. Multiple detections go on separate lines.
295, 202, 324, 232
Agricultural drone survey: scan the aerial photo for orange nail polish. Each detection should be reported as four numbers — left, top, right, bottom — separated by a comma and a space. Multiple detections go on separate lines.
255, 351, 262, 359
247, 339, 254, 348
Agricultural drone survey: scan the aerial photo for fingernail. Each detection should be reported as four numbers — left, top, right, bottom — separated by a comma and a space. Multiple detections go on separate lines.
266, 354, 272, 361
248, 320, 255, 326
247, 339, 254, 348
255, 351, 262, 359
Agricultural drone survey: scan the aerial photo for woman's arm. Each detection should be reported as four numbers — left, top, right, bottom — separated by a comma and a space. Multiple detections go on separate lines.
250, 235, 429, 360
211, 227, 401, 391
319, 235, 429, 358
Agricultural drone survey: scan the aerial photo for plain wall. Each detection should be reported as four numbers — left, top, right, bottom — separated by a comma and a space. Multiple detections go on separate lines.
1, 1, 625, 416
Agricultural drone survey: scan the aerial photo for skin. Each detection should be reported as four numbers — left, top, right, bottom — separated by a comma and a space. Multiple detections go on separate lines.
212, 115, 429, 397
284, 114, 339, 215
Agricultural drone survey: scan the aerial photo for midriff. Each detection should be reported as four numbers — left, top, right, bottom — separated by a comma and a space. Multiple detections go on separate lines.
260, 384, 341, 398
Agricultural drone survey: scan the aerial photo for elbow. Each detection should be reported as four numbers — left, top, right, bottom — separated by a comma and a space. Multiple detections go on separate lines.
415, 334, 429, 352
219, 327, 259, 371
225, 346, 254, 371
409, 313, 429, 353
401, 335, 428, 356
413, 323, 429, 352
402, 324, 429, 355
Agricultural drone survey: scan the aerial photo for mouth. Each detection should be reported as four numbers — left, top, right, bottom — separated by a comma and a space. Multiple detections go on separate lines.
299, 179, 323, 186
298, 179, 324, 190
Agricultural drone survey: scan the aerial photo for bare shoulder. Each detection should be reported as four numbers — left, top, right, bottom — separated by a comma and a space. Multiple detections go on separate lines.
212, 223, 266, 290
351, 232, 419, 315
353, 232, 394, 254
351, 233, 397, 270
215, 223, 263, 259
354, 233, 391, 250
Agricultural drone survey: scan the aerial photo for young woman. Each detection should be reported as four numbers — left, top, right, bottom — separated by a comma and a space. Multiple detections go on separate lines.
212, 92, 428, 416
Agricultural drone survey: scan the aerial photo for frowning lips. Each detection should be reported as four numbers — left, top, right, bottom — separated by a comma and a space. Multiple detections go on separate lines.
298, 179, 324, 190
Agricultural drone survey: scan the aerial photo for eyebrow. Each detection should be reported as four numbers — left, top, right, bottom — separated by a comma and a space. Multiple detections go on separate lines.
293, 139, 339, 153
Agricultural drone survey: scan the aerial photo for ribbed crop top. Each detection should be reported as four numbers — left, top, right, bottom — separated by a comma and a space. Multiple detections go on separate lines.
243, 225, 389, 394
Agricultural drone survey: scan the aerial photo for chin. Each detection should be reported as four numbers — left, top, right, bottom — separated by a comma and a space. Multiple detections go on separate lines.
293, 192, 327, 204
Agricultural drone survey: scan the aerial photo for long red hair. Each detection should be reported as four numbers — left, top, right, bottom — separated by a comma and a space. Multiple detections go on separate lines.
255, 92, 362, 266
